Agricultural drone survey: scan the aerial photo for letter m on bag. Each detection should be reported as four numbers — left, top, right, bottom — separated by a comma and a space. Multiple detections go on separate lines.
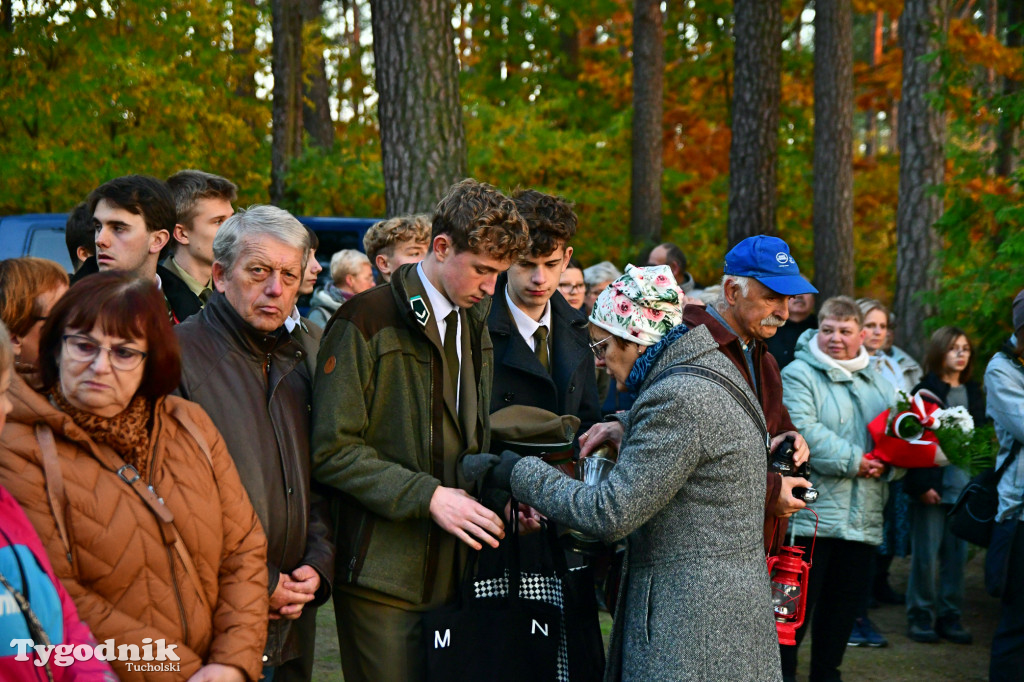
434, 629, 451, 648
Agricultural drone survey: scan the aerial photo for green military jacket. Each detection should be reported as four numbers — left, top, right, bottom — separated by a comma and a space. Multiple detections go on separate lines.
311, 263, 494, 605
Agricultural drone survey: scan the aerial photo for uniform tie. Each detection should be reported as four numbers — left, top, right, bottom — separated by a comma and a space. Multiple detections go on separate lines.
444, 310, 460, 394
534, 325, 549, 373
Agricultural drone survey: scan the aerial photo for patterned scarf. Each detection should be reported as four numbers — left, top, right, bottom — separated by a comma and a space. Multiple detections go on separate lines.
50, 386, 154, 481
625, 323, 690, 395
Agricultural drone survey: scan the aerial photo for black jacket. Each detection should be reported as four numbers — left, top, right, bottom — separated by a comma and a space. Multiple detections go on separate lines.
903, 372, 987, 498
70, 257, 202, 324
175, 292, 334, 666
487, 276, 601, 443
765, 313, 818, 370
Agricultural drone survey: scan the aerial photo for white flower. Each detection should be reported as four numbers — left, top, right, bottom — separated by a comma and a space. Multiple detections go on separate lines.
933, 405, 974, 433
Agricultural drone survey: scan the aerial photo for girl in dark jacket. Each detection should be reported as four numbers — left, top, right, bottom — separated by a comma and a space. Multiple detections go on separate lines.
904, 326, 986, 645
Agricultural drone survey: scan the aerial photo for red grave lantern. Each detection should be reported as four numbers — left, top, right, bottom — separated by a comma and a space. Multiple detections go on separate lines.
766, 509, 818, 645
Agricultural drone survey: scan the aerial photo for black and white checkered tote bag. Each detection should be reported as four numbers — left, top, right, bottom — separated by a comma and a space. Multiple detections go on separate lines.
423, 499, 562, 682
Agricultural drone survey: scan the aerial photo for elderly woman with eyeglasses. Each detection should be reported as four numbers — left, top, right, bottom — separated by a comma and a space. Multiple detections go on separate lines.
0, 272, 268, 682
480, 265, 783, 682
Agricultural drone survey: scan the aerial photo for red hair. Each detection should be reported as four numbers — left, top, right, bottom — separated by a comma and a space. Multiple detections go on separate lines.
39, 272, 181, 398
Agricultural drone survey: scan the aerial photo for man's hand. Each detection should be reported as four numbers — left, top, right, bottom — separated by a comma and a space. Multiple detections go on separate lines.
919, 489, 941, 505
578, 421, 624, 458
505, 499, 544, 535
430, 486, 504, 550
187, 664, 244, 682
773, 476, 811, 518
770, 431, 810, 467
269, 570, 315, 621
857, 457, 886, 479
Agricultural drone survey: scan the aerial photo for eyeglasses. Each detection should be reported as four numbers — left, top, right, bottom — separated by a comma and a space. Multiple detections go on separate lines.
559, 282, 585, 294
589, 335, 613, 360
62, 334, 147, 371
949, 347, 971, 356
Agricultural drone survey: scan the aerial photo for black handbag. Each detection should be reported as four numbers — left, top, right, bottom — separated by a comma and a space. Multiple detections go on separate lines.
423, 499, 562, 682
948, 440, 1021, 547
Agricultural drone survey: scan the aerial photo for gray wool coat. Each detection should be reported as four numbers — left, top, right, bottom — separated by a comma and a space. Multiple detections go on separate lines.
510, 324, 782, 682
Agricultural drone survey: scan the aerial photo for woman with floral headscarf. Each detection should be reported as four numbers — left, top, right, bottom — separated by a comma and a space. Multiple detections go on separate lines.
483, 265, 784, 681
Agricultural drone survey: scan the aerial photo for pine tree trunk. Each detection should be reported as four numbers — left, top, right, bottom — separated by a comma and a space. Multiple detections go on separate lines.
630, 0, 664, 245
894, 0, 951, 360
271, 0, 304, 205
371, 0, 467, 215
2, 0, 12, 33
728, 0, 782, 247
812, 0, 855, 301
995, 0, 1022, 178
301, 0, 335, 150
864, 11, 884, 159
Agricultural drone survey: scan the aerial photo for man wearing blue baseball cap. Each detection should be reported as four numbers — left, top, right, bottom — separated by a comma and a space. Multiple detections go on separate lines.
684, 235, 819, 552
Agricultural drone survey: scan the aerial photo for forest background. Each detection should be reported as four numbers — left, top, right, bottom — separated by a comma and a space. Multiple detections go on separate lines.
1, 0, 1022, 360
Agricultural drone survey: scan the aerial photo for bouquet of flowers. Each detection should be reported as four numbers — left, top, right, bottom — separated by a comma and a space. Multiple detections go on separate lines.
866, 389, 997, 474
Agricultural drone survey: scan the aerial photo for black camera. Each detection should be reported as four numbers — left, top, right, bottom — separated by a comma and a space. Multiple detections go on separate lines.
770, 436, 818, 504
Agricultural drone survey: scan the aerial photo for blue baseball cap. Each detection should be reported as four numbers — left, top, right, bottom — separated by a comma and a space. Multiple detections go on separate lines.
724, 236, 818, 296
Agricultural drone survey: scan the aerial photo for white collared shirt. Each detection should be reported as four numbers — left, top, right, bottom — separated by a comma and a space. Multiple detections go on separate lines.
505, 285, 552, 353
283, 305, 301, 333
417, 262, 461, 406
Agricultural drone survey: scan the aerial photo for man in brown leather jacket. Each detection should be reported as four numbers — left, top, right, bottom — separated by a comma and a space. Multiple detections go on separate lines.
175, 205, 334, 682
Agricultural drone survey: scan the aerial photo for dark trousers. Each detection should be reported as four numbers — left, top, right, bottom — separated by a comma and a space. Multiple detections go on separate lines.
991, 520, 1024, 682
780, 537, 876, 682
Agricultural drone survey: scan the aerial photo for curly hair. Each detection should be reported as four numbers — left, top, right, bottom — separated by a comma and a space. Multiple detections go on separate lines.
511, 189, 578, 258
363, 214, 431, 262
432, 179, 529, 262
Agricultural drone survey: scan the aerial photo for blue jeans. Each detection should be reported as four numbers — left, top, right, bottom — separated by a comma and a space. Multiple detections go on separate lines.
991, 520, 1024, 681
906, 501, 966, 622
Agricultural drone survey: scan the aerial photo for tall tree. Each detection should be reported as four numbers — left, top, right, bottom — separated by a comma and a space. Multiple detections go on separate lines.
271, 0, 304, 205
864, 11, 884, 159
301, 0, 335, 151
728, 0, 782, 246
812, 0, 855, 300
630, 0, 664, 245
894, 0, 951, 360
995, 0, 1023, 178
370, 0, 466, 215
1, 0, 12, 33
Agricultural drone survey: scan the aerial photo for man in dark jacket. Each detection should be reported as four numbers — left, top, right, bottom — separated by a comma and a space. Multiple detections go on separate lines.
73, 174, 203, 323
175, 205, 334, 682
311, 179, 530, 682
488, 189, 600, 446
164, 169, 238, 307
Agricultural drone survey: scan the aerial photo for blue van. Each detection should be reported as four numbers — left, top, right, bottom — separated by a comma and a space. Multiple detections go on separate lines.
0, 213, 379, 275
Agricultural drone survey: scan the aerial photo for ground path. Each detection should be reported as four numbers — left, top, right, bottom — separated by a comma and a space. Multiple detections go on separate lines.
311, 552, 999, 680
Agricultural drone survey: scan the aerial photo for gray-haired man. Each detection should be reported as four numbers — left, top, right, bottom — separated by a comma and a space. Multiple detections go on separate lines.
175, 205, 334, 682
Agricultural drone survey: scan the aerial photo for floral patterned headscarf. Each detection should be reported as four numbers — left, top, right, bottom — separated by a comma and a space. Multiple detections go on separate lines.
589, 264, 684, 346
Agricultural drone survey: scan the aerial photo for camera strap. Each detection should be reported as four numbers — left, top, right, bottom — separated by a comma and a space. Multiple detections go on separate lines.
651, 363, 770, 458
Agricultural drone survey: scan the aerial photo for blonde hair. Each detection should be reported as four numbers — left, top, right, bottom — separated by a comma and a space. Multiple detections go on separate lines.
330, 249, 371, 285
362, 215, 432, 262
819, 296, 864, 327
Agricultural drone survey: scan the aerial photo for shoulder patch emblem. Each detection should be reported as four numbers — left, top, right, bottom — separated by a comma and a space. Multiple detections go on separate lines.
410, 295, 430, 327
323, 356, 337, 374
